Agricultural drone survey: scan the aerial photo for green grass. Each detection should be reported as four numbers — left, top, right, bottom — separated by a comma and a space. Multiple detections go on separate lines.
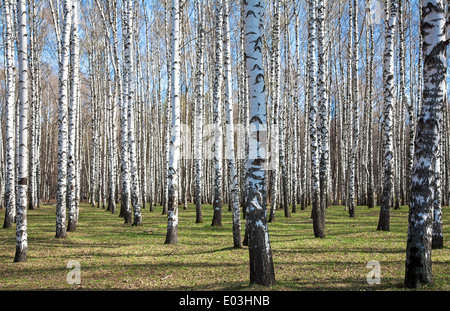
0, 202, 448, 290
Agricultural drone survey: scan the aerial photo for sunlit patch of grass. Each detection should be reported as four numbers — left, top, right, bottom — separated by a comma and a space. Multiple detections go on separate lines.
0, 202, 448, 290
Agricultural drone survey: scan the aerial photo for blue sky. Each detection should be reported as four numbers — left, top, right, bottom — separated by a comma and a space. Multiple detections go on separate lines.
0, 0, 443, 120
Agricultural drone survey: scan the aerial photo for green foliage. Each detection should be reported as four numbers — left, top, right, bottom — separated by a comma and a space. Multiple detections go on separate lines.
0, 203, 448, 290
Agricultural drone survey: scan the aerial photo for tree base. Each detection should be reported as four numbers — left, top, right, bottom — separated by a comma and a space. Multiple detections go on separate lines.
132, 219, 143, 226
14, 247, 27, 262
233, 242, 243, 249
164, 227, 178, 245
348, 207, 355, 217
211, 206, 222, 226
3, 219, 13, 229
404, 268, 433, 289
67, 221, 77, 232
55, 232, 67, 239
291, 204, 297, 213
123, 211, 132, 224
377, 226, 390, 231
249, 248, 275, 287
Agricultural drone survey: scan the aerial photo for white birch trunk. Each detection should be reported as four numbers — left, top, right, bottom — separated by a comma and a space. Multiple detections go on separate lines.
244, 0, 275, 286
162, 0, 172, 215
3, 0, 16, 229
317, 0, 328, 232
110, 1, 122, 216
398, 0, 407, 208
279, 5, 290, 219
107, 56, 117, 214
124, 0, 142, 226
67, 0, 79, 232
406, 0, 415, 205
223, 0, 241, 248
269, 0, 280, 223
405, 0, 447, 287
348, 0, 359, 217
164, 0, 181, 244
308, 0, 321, 237
117, 1, 132, 223
292, 10, 300, 213
28, 0, 37, 211
366, 2, 375, 208
56, 0, 72, 239
302, 29, 310, 211
240, 3, 250, 244
14, 0, 29, 261
378, 0, 398, 230
211, 0, 224, 227
344, 0, 353, 211
194, 0, 204, 223
142, 0, 152, 211
239, 3, 249, 216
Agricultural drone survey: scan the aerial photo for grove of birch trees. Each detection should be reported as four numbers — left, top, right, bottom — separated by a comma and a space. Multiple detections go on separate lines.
0, 0, 448, 288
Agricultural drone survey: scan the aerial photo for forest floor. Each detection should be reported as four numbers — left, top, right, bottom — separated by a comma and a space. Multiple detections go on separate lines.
0, 202, 448, 291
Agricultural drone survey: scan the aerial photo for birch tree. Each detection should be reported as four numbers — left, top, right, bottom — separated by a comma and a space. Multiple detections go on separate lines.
194, 0, 204, 224
279, 3, 290, 219
164, 0, 181, 244
106, 52, 117, 214
366, 0, 375, 208
378, 0, 398, 231
243, 0, 276, 287
28, 0, 39, 211
3, 0, 16, 229
292, 8, 300, 213
107, 0, 121, 215
348, 0, 360, 217
162, 0, 172, 216
268, 0, 280, 223
56, 0, 72, 239
118, 0, 132, 223
405, 0, 447, 288
308, 0, 322, 238
406, 2, 416, 206
398, 0, 407, 208
211, 0, 224, 227
124, 0, 142, 226
317, 0, 328, 227
302, 6, 311, 211
239, 1, 249, 219
67, 0, 79, 232
223, 0, 241, 247
14, 0, 30, 261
